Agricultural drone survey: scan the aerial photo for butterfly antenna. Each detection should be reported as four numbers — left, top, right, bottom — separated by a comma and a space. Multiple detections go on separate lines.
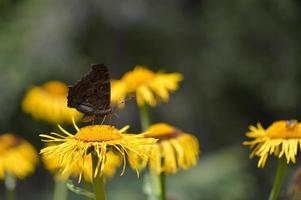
101, 115, 107, 125
117, 96, 131, 108
124, 95, 134, 103
111, 104, 119, 115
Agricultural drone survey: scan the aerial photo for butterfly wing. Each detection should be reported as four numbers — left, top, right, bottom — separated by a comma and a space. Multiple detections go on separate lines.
67, 64, 111, 117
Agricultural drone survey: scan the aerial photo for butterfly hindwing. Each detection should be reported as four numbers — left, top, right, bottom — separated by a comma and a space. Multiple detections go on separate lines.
67, 64, 111, 119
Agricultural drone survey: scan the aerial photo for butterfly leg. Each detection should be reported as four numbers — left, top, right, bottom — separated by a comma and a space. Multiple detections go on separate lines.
107, 113, 114, 124
114, 113, 120, 119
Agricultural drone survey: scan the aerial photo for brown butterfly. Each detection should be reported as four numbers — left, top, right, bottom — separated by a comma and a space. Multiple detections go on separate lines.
67, 64, 112, 122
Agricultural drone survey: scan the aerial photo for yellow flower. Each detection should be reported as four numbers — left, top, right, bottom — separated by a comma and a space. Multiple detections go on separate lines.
22, 81, 82, 124
40, 121, 157, 182
131, 123, 200, 174
111, 66, 183, 107
0, 134, 38, 180
43, 150, 122, 181
243, 120, 301, 168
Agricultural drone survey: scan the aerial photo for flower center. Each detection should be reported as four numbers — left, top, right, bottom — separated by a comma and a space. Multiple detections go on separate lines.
122, 67, 155, 90
0, 134, 21, 154
75, 125, 123, 142
42, 81, 68, 96
145, 123, 181, 140
267, 120, 301, 138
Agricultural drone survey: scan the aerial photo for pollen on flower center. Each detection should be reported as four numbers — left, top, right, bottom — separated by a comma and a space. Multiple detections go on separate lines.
42, 81, 68, 96
74, 125, 123, 142
266, 120, 301, 138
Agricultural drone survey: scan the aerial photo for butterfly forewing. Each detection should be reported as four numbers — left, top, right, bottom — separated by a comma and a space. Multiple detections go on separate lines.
67, 64, 111, 120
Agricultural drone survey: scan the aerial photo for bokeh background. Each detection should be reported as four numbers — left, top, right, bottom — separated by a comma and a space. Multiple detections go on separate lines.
1, 0, 301, 199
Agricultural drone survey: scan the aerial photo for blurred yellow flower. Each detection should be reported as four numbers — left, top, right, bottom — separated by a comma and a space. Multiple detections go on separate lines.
40, 122, 157, 182
0, 134, 38, 180
243, 120, 301, 168
111, 66, 183, 107
43, 150, 121, 182
131, 123, 199, 174
22, 81, 82, 124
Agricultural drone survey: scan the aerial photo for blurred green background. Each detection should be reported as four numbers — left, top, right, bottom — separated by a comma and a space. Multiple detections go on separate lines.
1, 0, 301, 199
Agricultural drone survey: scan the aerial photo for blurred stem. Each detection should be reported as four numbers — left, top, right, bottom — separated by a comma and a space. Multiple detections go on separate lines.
92, 153, 105, 200
139, 104, 166, 200
86, 182, 92, 200
53, 179, 68, 200
5, 173, 16, 200
268, 157, 287, 200
139, 103, 151, 131
160, 172, 166, 200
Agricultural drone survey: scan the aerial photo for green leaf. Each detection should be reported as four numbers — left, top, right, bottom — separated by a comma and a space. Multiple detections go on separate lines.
66, 180, 95, 199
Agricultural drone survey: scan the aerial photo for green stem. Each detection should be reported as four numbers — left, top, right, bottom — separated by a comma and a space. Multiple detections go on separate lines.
92, 153, 105, 200
138, 104, 166, 200
53, 179, 68, 200
160, 173, 166, 200
5, 173, 16, 200
268, 157, 287, 200
86, 182, 93, 200
139, 103, 151, 131
6, 189, 15, 200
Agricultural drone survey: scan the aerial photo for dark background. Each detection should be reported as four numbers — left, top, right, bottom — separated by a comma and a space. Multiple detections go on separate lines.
1, 0, 301, 199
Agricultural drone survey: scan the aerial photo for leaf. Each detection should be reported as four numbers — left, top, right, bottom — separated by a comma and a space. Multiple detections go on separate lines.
66, 180, 95, 199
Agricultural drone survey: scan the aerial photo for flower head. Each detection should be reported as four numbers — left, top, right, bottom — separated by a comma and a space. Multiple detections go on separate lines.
243, 120, 301, 168
111, 66, 183, 107
22, 81, 82, 124
40, 121, 157, 182
0, 134, 38, 180
131, 123, 200, 174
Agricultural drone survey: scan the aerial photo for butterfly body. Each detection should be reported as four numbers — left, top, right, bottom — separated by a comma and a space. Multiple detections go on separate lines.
67, 64, 112, 122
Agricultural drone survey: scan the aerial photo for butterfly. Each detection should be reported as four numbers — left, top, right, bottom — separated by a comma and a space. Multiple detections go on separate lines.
67, 64, 112, 122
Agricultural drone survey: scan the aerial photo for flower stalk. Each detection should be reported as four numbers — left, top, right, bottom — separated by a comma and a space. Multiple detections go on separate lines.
86, 183, 93, 200
139, 104, 166, 200
53, 179, 68, 200
268, 157, 287, 200
92, 153, 105, 200
5, 173, 16, 200
160, 172, 166, 200
139, 103, 151, 131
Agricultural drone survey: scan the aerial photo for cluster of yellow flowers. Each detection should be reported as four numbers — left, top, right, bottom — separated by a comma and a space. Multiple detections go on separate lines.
1, 64, 300, 200
0, 66, 199, 186
36, 66, 198, 181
